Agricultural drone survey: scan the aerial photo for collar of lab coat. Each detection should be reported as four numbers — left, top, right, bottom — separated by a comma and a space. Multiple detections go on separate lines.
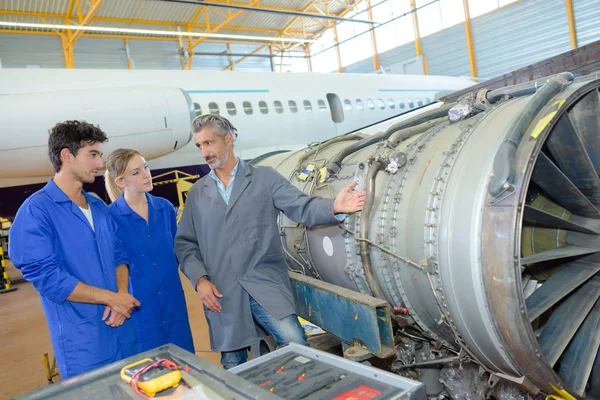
44, 179, 103, 232
113, 193, 165, 216
45, 178, 102, 206
203, 159, 252, 215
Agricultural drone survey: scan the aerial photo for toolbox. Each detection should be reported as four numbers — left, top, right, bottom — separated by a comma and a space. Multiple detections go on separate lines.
230, 343, 426, 400
14, 344, 281, 400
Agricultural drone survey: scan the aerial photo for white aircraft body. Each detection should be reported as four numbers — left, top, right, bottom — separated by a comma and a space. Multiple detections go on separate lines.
0, 68, 473, 215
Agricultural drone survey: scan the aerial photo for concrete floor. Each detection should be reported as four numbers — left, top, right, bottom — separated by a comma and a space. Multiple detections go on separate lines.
0, 260, 220, 399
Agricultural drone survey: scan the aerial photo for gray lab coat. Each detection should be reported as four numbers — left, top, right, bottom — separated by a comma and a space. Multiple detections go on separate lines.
175, 160, 339, 351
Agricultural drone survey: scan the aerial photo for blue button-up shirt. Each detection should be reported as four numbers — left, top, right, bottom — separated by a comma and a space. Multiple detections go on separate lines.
209, 159, 240, 205
210, 159, 346, 220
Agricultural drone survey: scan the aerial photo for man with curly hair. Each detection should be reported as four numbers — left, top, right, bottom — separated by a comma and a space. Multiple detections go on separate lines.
10, 121, 140, 379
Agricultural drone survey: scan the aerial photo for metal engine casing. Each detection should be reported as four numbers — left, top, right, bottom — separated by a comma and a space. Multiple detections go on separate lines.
257, 74, 600, 399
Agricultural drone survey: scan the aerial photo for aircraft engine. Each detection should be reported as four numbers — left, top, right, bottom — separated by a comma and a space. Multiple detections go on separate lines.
257, 73, 600, 399
0, 86, 194, 178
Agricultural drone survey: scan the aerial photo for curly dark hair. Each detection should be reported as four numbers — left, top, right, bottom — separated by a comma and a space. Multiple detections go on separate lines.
48, 120, 108, 173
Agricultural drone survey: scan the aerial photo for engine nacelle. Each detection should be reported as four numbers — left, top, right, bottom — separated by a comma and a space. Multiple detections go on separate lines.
258, 73, 600, 399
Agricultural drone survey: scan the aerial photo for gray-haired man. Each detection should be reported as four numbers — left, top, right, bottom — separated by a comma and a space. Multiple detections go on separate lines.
175, 114, 366, 369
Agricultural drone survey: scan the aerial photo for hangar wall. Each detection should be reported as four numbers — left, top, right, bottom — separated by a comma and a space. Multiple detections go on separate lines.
0, 0, 598, 77
0, 35, 273, 71
342, 0, 598, 78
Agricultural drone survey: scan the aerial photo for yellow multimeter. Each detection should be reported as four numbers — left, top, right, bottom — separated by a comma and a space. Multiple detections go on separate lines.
120, 358, 182, 397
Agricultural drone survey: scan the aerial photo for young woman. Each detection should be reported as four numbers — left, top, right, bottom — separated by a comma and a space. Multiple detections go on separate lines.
105, 148, 194, 354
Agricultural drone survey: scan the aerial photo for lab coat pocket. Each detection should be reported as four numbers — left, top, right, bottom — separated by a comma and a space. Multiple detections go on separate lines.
62, 318, 116, 373
115, 318, 139, 358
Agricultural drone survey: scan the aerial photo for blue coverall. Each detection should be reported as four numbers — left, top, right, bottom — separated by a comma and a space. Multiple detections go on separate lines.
109, 193, 194, 354
9, 179, 137, 379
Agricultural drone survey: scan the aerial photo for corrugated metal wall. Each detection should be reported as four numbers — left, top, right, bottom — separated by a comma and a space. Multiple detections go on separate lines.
0, 33, 272, 71
471, 0, 571, 78
573, 0, 600, 47
341, 0, 598, 77
0, 34, 64, 68
74, 38, 128, 69
0, 0, 599, 73
422, 23, 470, 77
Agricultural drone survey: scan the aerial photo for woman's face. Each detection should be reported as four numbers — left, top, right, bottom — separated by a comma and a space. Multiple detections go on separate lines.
118, 154, 153, 194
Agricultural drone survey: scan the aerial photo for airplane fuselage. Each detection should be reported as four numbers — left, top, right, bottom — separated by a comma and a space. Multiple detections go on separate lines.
0, 68, 473, 215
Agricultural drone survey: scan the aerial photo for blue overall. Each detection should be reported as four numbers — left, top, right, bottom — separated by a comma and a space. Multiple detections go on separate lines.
9, 179, 137, 379
109, 194, 194, 354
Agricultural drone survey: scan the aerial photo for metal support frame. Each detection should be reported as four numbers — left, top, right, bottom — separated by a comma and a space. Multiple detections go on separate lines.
152, 170, 200, 223
565, 0, 577, 49
225, 44, 269, 70
289, 272, 395, 359
0, 29, 279, 46
0, 243, 16, 294
226, 43, 234, 70
185, 5, 204, 70
304, 45, 312, 72
0, 1, 365, 69
191, 49, 303, 59
463, 0, 477, 78
269, 45, 275, 71
409, 0, 428, 75
59, 0, 105, 68
156, 0, 376, 24
332, 23, 343, 73
124, 38, 133, 69
366, 0, 380, 71
189, 0, 261, 49
43, 353, 60, 383
0, 10, 311, 35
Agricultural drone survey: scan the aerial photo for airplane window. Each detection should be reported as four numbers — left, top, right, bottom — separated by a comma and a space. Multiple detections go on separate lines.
388, 99, 395, 109
344, 99, 353, 111
407, 98, 414, 108
417, 98, 423, 107
193, 102, 202, 117
356, 99, 364, 110
367, 99, 375, 110
259, 101, 269, 114
226, 101, 237, 116
209, 102, 220, 115
398, 98, 405, 109
289, 100, 298, 113
243, 101, 253, 115
318, 100, 327, 112
377, 99, 385, 110
425, 97, 431, 104
274, 101, 284, 114
304, 100, 312, 113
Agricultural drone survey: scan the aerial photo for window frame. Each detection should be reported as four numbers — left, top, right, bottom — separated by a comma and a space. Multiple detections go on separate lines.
243, 101, 253, 115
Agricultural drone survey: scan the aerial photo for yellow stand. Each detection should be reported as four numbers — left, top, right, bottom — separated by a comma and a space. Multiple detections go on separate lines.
43, 353, 60, 383
152, 170, 200, 223
0, 245, 16, 294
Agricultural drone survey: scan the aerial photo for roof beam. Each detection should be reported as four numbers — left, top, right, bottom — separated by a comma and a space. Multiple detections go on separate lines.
0, 29, 282, 46
155, 0, 376, 24
0, 10, 316, 35
189, 0, 261, 49
186, 6, 204, 32
76, 0, 83, 23
304, 0, 362, 41
65, 0, 77, 24
70, 0, 104, 43
224, 44, 267, 70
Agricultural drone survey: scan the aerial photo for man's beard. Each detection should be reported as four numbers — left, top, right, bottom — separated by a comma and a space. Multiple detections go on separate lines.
208, 147, 229, 170
74, 169, 96, 184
